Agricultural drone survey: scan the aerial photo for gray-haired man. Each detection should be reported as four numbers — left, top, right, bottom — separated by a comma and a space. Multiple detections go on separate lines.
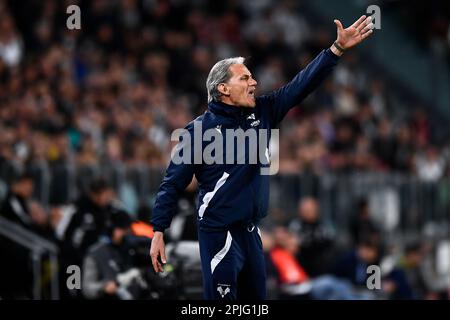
150, 15, 374, 300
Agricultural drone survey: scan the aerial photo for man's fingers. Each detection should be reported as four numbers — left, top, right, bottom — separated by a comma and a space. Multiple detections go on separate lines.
149, 232, 166, 273
157, 260, 163, 272
150, 246, 163, 272
151, 255, 158, 272
150, 253, 158, 271
361, 22, 374, 34
334, 19, 344, 31
357, 16, 372, 32
361, 29, 374, 40
151, 254, 163, 273
160, 248, 167, 264
351, 15, 367, 29
150, 248, 166, 272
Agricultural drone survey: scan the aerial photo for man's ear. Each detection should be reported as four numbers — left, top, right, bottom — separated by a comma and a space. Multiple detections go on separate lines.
217, 83, 230, 97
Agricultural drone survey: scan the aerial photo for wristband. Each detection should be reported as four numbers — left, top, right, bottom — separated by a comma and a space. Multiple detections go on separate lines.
333, 41, 345, 53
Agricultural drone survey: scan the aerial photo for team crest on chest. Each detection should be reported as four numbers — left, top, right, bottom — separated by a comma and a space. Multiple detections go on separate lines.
247, 113, 260, 127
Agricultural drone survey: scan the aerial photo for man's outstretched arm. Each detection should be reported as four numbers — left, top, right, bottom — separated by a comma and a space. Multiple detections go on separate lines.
259, 15, 374, 127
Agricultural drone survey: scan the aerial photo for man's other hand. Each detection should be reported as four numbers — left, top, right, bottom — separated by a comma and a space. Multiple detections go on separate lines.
150, 231, 167, 273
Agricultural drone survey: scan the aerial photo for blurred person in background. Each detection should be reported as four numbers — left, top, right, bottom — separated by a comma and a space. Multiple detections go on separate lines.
0, 171, 37, 299
0, 171, 33, 226
0, 11, 23, 67
415, 145, 446, 183
265, 226, 372, 299
371, 117, 396, 170
331, 237, 381, 291
58, 178, 116, 260
329, 117, 357, 172
384, 240, 436, 300
0, 170, 51, 235
393, 124, 415, 172
349, 198, 381, 246
82, 209, 147, 300
266, 226, 310, 299
288, 197, 337, 277
55, 177, 118, 298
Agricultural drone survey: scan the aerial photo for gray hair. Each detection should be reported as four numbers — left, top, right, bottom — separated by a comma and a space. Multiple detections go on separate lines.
206, 57, 246, 103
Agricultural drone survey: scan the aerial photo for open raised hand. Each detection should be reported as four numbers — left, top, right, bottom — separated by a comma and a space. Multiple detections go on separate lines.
334, 15, 374, 51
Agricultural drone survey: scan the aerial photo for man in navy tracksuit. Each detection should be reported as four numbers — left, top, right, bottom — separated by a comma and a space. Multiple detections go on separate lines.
150, 15, 374, 300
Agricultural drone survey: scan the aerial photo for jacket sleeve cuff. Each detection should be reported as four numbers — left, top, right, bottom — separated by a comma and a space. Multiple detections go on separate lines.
325, 47, 341, 62
152, 224, 165, 233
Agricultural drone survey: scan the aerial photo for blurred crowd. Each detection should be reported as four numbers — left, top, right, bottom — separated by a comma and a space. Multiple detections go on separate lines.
261, 195, 450, 300
0, 0, 450, 183
2, 172, 449, 300
382, 0, 450, 63
1, 0, 450, 300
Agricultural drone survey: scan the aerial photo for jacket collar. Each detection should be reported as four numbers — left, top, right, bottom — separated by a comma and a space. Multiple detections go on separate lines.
208, 100, 251, 119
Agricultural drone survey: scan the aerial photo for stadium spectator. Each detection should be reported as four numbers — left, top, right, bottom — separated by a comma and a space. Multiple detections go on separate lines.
384, 240, 433, 300
331, 237, 381, 289
288, 197, 336, 277
415, 146, 446, 182
0, 171, 51, 299
55, 177, 121, 298
372, 117, 396, 170
393, 124, 415, 172
82, 209, 147, 299
349, 198, 381, 246
59, 178, 116, 259
266, 226, 372, 299
0, 171, 47, 233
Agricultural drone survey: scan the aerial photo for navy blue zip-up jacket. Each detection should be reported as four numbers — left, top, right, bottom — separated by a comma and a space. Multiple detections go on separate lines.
151, 48, 339, 232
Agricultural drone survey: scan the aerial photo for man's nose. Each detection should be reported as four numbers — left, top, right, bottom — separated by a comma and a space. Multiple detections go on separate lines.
250, 78, 257, 86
